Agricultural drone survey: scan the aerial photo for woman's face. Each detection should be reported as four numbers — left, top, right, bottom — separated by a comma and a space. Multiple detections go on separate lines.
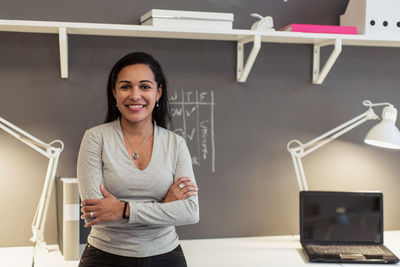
113, 64, 162, 126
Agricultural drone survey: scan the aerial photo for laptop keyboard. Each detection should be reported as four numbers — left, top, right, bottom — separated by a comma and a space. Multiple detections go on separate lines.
308, 245, 387, 255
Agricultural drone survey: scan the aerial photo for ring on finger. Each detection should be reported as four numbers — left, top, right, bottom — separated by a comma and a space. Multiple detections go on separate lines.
178, 183, 185, 189
90, 211, 94, 218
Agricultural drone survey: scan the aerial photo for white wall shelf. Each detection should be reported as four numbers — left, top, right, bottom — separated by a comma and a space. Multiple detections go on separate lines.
1, 19, 400, 83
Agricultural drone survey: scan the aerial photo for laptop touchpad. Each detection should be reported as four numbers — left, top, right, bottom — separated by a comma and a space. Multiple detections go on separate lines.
340, 254, 366, 260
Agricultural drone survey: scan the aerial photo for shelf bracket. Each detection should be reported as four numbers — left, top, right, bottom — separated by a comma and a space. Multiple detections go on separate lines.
237, 34, 261, 83
58, 27, 68, 79
313, 38, 342, 85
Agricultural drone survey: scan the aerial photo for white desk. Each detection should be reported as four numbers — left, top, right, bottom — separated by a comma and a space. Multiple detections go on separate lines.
180, 231, 400, 267
2, 231, 399, 266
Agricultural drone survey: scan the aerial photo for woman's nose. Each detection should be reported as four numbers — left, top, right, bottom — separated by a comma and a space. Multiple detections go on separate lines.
129, 87, 141, 101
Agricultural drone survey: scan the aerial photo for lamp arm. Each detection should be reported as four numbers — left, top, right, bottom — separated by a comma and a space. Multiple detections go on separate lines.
303, 110, 376, 156
0, 116, 64, 245
287, 103, 381, 191
288, 109, 378, 156
289, 151, 308, 191
0, 117, 64, 158
30, 150, 62, 243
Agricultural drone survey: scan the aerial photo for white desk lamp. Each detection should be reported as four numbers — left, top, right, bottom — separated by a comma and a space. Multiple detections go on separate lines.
0, 116, 64, 245
287, 100, 400, 191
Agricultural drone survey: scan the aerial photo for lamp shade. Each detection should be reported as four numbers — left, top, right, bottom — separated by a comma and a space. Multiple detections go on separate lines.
364, 105, 400, 149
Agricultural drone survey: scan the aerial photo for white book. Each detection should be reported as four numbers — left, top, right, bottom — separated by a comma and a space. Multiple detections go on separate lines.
140, 9, 234, 30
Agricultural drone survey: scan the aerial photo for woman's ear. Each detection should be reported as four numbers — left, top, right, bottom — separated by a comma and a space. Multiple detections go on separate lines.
157, 84, 163, 101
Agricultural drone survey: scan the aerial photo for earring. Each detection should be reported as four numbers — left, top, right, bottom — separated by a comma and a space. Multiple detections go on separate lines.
156, 101, 159, 107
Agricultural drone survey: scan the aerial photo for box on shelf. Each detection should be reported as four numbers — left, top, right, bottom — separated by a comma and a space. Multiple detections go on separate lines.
341, 0, 400, 35
140, 9, 234, 30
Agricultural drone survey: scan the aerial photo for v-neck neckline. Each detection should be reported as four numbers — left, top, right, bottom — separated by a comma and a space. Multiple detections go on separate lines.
116, 118, 157, 171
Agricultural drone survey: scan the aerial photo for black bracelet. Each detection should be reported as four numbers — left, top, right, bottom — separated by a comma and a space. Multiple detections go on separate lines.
122, 201, 128, 219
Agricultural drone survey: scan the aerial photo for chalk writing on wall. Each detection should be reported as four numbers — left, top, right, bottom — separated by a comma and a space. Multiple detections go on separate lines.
169, 90, 215, 172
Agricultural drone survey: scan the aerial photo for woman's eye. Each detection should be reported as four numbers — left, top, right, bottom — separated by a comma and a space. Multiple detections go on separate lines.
120, 85, 130, 89
141, 85, 151, 89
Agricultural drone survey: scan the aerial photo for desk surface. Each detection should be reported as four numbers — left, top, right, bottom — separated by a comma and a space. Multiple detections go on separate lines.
2, 231, 399, 266
180, 231, 400, 267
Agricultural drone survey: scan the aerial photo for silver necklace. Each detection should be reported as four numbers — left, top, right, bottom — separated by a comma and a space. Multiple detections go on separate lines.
123, 126, 154, 160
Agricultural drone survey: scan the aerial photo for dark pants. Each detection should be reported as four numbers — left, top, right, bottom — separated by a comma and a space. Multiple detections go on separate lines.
78, 243, 188, 267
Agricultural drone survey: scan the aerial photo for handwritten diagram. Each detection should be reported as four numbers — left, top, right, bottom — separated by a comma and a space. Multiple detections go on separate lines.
169, 90, 215, 172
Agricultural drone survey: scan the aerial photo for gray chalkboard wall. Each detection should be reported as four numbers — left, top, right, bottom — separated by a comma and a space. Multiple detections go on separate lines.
1, 0, 400, 247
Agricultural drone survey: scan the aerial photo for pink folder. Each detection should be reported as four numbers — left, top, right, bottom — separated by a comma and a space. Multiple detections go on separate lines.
279, 24, 357, 34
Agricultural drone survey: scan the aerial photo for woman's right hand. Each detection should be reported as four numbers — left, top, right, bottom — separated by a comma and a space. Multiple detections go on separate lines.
162, 177, 198, 203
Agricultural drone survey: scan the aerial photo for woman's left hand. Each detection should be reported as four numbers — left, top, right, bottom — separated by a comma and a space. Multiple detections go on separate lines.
162, 177, 198, 203
80, 184, 124, 227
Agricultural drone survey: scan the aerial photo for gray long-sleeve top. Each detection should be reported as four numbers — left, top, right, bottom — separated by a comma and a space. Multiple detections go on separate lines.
77, 119, 199, 257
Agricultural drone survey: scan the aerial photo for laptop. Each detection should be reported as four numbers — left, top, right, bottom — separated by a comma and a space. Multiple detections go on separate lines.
299, 191, 399, 264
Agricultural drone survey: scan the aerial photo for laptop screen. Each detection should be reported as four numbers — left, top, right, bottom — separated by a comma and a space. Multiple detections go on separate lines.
300, 191, 383, 244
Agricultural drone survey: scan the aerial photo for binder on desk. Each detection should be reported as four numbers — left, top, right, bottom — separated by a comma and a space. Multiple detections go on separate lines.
56, 177, 80, 260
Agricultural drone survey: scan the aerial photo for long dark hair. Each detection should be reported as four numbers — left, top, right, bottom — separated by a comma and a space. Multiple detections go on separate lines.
105, 52, 172, 129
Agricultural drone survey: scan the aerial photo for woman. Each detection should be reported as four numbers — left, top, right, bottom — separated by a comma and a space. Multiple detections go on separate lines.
77, 52, 199, 267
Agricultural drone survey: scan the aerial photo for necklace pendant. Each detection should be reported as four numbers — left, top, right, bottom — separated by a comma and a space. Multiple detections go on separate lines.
132, 152, 139, 160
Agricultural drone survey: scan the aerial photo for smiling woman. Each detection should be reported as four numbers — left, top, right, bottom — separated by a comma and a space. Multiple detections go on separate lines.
77, 52, 199, 267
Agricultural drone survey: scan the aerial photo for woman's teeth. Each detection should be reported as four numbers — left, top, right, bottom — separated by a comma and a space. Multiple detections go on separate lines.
129, 105, 144, 108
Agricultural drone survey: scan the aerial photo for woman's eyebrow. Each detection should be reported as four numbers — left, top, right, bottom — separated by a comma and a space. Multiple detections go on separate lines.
118, 80, 131, 84
118, 80, 153, 84
139, 80, 153, 84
